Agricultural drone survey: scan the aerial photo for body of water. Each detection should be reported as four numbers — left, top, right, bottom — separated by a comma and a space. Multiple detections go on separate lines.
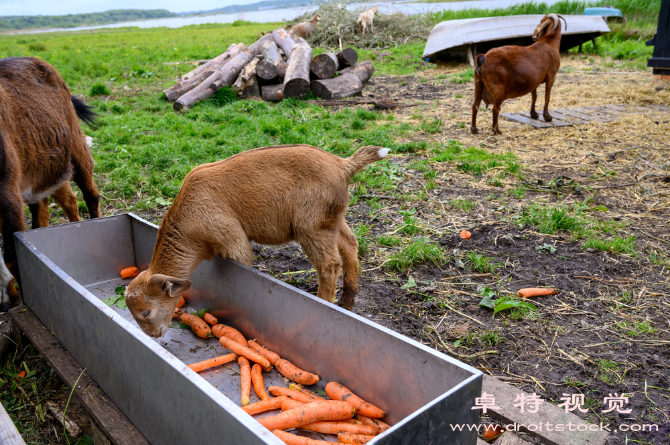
11, 0, 565, 34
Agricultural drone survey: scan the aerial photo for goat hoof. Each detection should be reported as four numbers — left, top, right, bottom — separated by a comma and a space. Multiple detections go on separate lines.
471, 127, 479, 134
493, 128, 502, 135
530, 111, 539, 119
337, 299, 354, 311
544, 115, 553, 122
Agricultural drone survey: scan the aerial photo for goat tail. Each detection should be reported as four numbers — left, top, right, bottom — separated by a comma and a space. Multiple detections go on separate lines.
475, 55, 486, 77
344, 145, 390, 177
71, 96, 98, 127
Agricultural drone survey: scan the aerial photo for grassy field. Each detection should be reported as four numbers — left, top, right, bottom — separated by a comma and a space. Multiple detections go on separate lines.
0, 2, 668, 443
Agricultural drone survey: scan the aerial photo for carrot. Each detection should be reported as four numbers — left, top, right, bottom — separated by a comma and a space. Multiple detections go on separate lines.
176, 296, 186, 308
172, 307, 182, 319
219, 336, 272, 371
120, 267, 139, 279
202, 312, 218, 326
517, 288, 557, 298
275, 359, 320, 385
258, 400, 355, 431
482, 424, 505, 439
180, 313, 212, 338
251, 364, 270, 401
337, 431, 375, 444
247, 339, 281, 365
241, 396, 287, 415
16, 370, 26, 380
460, 230, 471, 240
272, 430, 330, 445
268, 386, 323, 403
187, 353, 237, 373
239, 357, 251, 406
302, 421, 380, 435
288, 383, 322, 401
357, 415, 391, 432
325, 382, 387, 418
212, 325, 247, 345
281, 398, 304, 411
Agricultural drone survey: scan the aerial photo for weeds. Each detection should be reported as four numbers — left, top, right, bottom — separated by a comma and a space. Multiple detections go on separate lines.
386, 237, 444, 271
616, 321, 658, 337
465, 251, 501, 273
432, 140, 520, 177
583, 235, 637, 255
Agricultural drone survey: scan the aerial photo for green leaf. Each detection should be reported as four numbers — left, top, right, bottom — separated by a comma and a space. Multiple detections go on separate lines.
454, 339, 462, 347
115, 299, 127, 310
115, 285, 125, 295
179, 321, 191, 329
535, 243, 557, 254
400, 276, 417, 289
493, 298, 537, 315
194, 309, 208, 319
155, 196, 171, 206
479, 294, 496, 310
102, 295, 123, 306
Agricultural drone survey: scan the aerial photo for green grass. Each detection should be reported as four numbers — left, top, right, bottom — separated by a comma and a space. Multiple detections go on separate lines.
450, 68, 474, 84
466, 251, 502, 273
517, 201, 587, 235
354, 224, 371, 257
386, 237, 445, 271
448, 199, 476, 211
377, 235, 402, 247
583, 235, 637, 255
616, 321, 658, 337
597, 359, 622, 386
432, 140, 521, 177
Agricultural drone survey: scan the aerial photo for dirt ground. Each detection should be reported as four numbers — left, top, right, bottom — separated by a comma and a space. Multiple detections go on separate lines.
252, 56, 670, 444
5, 54, 670, 444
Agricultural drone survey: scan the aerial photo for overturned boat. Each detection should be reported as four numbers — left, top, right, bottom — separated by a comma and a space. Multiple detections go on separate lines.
423, 15, 610, 65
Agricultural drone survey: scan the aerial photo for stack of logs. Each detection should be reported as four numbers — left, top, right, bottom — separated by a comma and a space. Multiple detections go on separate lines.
164, 28, 374, 111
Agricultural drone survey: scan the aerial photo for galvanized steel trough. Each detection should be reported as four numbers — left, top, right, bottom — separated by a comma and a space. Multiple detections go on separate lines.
15, 213, 482, 444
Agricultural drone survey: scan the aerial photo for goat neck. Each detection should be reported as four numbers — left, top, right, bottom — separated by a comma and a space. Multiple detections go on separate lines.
148, 210, 200, 279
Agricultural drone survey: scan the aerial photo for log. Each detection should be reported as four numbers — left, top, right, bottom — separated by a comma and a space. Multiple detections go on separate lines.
283, 41, 312, 99
262, 84, 284, 102
256, 61, 278, 84
164, 44, 242, 102
310, 52, 339, 79
241, 76, 261, 99
310, 73, 362, 100
336, 48, 358, 68
261, 40, 287, 80
174, 50, 253, 111
249, 33, 274, 56
272, 29, 296, 57
338, 61, 374, 84
180, 43, 237, 81
232, 57, 260, 95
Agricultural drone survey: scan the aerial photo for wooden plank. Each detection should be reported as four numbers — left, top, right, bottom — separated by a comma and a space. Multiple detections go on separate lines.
548, 110, 591, 124
645, 104, 670, 112
497, 432, 533, 445
9, 306, 150, 445
571, 107, 617, 121
482, 375, 609, 445
477, 439, 489, 445
0, 402, 25, 445
553, 108, 606, 123
517, 111, 573, 127
500, 113, 554, 128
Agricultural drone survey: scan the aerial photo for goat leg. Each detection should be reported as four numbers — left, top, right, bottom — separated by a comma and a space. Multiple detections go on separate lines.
530, 89, 539, 119
471, 79, 484, 134
492, 99, 503, 135
543, 77, 555, 122
0, 196, 25, 309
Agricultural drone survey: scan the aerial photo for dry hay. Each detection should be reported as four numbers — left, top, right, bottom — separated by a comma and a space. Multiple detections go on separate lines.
289, 3, 432, 50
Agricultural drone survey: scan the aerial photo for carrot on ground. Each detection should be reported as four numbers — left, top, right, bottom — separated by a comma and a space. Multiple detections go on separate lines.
173, 307, 182, 319
325, 382, 387, 418
187, 353, 237, 373
460, 230, 471, 240
180, 313, 212, 338
275, 359, 320, 385
239, 357, 251, 406
517, 288, 557, 298
272, 430, 330, 445
357, 415, 391, 432
203, 312, 218, 326
212, 325, 247, 345
120, 267, 139, 279
258, 400, 355, 431
281, 399, 304, 411
302, 421, 380, 435
247, 339, 281, 365
251, 364, 270, 401
218, 336, 271, 371
241, 396, 287, 415
337, 431, 375, 444
268, 386, 322, 403
16, 370, 26, 380
176, 296, 186, 308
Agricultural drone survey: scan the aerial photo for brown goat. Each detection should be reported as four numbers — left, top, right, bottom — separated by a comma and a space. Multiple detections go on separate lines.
125, 144, 389, 337
290, 14, 321, 39
357, 7, 378, 36
0, 57, 101, 307
471, 14, 566, 134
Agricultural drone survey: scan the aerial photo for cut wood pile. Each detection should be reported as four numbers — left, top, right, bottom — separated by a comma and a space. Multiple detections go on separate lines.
164, 29, 375, 111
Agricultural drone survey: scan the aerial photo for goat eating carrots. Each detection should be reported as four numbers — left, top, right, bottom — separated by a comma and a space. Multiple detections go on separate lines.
125, 145, 389, 338
471, 14, 567, 134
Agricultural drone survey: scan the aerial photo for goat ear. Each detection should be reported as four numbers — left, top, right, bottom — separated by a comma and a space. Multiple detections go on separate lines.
149, 274, 193, 298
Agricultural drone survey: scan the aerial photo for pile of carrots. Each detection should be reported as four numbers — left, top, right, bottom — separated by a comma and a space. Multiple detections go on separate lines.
177, 305, 391, 444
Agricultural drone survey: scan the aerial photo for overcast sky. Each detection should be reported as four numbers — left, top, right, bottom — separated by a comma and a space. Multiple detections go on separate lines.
0, 0, 263, 16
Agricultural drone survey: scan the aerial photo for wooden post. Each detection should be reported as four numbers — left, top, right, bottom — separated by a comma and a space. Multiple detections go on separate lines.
164, 44, 242, 102
283, 41, 313, 99
180, 43, 237, 81
310, 52, 339, 79
336, 48, 358, 68
311, 73, 363, 99
338, 61, 374, 84
262, 84, 285, 102
174, 50, 253, 111
272, 28, 296, 57
249, 33, 274, 56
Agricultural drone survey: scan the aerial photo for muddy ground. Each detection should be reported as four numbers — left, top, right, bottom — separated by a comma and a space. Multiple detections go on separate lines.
6, 54, 670, 444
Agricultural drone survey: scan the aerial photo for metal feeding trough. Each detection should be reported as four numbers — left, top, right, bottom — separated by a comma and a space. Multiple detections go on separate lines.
15, 214, 482, 445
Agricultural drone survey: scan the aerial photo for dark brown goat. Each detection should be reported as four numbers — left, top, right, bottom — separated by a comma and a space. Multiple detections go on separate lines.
471, 14, 566, 134
0, 57, 101, 307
